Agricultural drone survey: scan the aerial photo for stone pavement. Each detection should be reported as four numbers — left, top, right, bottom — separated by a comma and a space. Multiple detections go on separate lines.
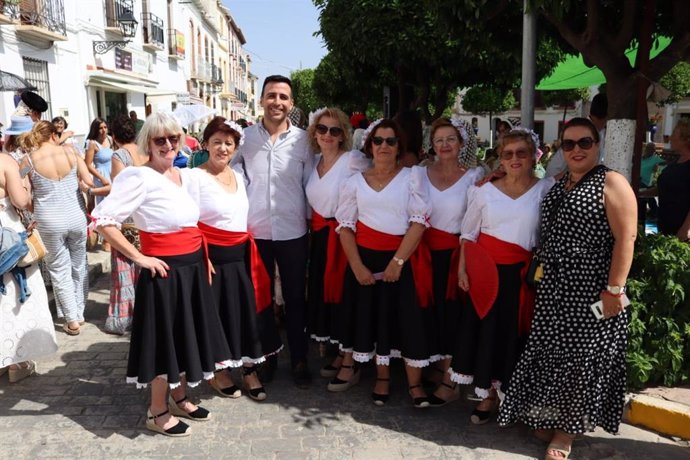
1, 256, 689, 459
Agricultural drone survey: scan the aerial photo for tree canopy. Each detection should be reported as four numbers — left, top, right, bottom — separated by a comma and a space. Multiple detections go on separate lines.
290, 69, 320, 116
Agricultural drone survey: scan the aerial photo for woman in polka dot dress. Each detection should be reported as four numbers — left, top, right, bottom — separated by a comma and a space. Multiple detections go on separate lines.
498, 118, 637, 460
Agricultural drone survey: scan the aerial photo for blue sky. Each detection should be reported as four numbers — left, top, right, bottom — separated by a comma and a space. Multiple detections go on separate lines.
223, 0, 327, 84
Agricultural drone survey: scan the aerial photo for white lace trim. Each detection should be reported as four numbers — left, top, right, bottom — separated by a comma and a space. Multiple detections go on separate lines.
448, 368, 474, 385
218, 359, 243, 369
126, 372, 211, 389
376, 354, 392, 366
353, 350, 376, 363
335, 221, 356, 234
94, 216, 122, 230
242, 355, 266, 365
263, 344, 284, 358
404, 357, 430, 368
409, 214, 430, 228
428, 354, 445, 363
475, 387, 490, 399
390, 349, 402, 359
310, 334, 331, 342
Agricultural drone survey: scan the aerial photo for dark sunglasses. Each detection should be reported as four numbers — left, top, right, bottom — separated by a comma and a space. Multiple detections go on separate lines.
372, 136, 398, 146
315, 124, 344, 136
562, 137, 595, 152
152, 135, 180, 146
500, 149, 531, 160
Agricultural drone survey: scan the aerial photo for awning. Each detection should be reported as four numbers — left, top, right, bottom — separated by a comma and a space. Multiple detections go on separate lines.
87, 73, 176, 96
537, 36, 672, 90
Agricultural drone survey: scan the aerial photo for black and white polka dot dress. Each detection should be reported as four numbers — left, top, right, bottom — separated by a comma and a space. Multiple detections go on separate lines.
498, 166, 628, 434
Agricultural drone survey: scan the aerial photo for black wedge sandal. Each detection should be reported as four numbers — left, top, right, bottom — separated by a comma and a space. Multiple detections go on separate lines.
146, 409, 191, 437
408, 384, 430, 409
242, 365, 267, 401
428, 381, 459, 407
372, 377, 390, 406
168, 395, 211, 421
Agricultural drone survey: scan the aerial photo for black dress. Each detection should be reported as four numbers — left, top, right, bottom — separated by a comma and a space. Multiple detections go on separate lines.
499, 166, 629, 434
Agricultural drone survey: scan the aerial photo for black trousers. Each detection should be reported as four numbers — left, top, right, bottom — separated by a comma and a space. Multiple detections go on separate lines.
256, 234, 309, 366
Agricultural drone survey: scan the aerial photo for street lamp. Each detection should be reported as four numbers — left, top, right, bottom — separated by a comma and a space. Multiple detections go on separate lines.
93, 9, 139, 54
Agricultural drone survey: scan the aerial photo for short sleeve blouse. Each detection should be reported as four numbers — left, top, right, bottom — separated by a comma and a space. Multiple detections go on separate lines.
181, 167, 249, 232
92, 166, 199, 232
460, 177, 555, 250
306, 150, 370, 218
336, 167, 430, 235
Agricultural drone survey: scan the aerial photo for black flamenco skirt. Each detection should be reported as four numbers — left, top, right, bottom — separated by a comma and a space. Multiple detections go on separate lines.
427, 248, 463, 360
126, 248, 232, 388
208, 242, 264, 365
449, 262, 526, 397
339, 246, 431, 366
307, 227, 339, 342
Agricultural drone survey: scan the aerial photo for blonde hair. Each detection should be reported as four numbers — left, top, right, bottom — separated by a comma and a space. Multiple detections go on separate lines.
19, 120, 57, 152
307, 107, 352, 152
137, 112, 185, 155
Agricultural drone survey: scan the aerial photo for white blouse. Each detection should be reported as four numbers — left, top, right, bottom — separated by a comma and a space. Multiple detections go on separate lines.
336, 167, 430, 235
306, 150, 370, 218
417, 165, 484, 234
92, 166, 199, 232
460, 177, 555, 251
181, 167, 249, 232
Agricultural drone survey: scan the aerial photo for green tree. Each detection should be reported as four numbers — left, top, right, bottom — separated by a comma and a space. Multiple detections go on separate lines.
658, 61, 690, 106
540, 87, 590, 121
290, 68, 320, 116
461, 86, 516, 116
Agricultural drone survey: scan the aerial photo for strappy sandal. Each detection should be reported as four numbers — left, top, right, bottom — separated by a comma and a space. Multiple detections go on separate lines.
209, 370, 241, 398
168, 395, 211, 421
545, 443, 571, 460
242, 365, 267, 401
327, 363, 360, 392
145, 409, 191, 437
372, 377, 390, 406
62, 322, 80, 336
470, 396, 498, 425
428, 381, 459, 407
320, 352, 344, 378
8, 361, 36, 384
408, 384, 430, 409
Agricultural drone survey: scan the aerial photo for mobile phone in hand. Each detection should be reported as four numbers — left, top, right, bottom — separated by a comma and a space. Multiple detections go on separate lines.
591, 294, 631, 320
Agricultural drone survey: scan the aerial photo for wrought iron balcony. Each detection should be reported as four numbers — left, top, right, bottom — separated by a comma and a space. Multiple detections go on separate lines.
192, 61, 213, 82
15, 0, 66, 41
211, 63, 223, 85
167, 29, 184, 60
141, 12, 164, 51
0, 0, 20, 25
105, 0, 134, 31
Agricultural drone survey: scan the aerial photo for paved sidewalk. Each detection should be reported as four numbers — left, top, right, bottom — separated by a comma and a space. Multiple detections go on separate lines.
0, 254, 688, 458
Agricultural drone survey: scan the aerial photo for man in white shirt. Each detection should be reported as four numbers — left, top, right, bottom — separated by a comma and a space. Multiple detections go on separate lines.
232, 75, 314, 387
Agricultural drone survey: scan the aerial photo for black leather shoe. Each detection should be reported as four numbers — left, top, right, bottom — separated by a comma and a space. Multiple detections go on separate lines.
292, 361, 312, 388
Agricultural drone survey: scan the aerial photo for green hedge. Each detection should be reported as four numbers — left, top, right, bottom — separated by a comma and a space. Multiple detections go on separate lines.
627, 232, 690, 389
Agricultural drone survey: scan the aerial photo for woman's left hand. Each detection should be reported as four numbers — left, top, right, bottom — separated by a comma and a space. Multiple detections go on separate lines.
600, 292, 626, 319
383, 260, 403, 282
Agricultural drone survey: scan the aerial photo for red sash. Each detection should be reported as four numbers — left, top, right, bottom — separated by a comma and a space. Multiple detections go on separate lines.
468, 233, 535, 336
311, 211, 348, 303
139, 227, 204, 256
197, 222, 272, 313
355, 221, 433, 308
424, 227, 461, 301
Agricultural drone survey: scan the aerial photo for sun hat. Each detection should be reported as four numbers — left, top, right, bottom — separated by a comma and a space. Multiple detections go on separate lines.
4, 116, 33, 135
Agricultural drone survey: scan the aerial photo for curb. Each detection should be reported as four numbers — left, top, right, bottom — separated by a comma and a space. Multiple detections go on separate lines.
624, 393, 690, 440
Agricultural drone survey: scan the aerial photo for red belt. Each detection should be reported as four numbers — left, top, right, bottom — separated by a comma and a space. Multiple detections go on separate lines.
424, 227, 461, 301
467, 233, 535, 336
312, 211, 348, 303
198, 221, 272, 313
139, 227, 205, 256
355, 221, 433, 308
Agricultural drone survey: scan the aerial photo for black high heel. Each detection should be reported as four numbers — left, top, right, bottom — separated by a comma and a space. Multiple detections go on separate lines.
408, 384, 430, 408
428, 381, 459, 407
372, 377, 390, 406
470, 396, 498, 424
242, 365, 267, 401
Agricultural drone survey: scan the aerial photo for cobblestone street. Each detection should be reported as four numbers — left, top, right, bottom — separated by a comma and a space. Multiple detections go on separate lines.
0, 272, 688, 459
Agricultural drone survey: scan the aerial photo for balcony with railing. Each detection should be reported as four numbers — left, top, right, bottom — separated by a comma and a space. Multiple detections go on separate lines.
192, 61, 213, 83
141, 12, 164, 52
0, 0, 20, 25
211, 64, 223, 85
105, 0, 133, 32
167, 29, 185, 60
15, 0, 67, 41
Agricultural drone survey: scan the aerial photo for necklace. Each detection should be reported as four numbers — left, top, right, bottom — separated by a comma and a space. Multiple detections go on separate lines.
206, 165, 232, 186
369, 168, 397, 189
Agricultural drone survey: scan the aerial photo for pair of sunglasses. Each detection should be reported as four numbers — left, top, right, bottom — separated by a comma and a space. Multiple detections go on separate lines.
500, 149, 531, 160
152, 135, 180, 146
315, 124, 344, 136
372, 136, 398, 146
562, 137, 595, 152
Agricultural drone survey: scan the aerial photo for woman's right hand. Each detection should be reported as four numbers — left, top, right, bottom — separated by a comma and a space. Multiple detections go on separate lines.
458, 270, 470, 292
135, 255, 170, 278
353, 263, 376, 286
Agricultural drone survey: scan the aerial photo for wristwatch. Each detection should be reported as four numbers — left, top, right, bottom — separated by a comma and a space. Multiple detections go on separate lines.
606, 285, 626, 296
392, 256, 405, 266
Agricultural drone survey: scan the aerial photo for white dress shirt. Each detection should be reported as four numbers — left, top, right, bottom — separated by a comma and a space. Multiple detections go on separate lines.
232, 121, 314, 241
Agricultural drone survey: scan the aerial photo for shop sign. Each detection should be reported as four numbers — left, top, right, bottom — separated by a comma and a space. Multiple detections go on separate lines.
115, 48, 132, 71
176, 92, 190, 104
132, 51, 150, 75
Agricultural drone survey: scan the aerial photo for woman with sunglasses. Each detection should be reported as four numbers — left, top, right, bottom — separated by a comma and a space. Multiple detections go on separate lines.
451, 129, 554, 424
416, 117, 484, 407
304, 107, 367, 391
93, 112, 232, 437
499, 118, 636, 460
182, 116, 271, 402
335, 119, 434, 407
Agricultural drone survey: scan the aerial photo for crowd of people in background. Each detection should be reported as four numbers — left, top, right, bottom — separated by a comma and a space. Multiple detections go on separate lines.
0, 75, 688, 460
